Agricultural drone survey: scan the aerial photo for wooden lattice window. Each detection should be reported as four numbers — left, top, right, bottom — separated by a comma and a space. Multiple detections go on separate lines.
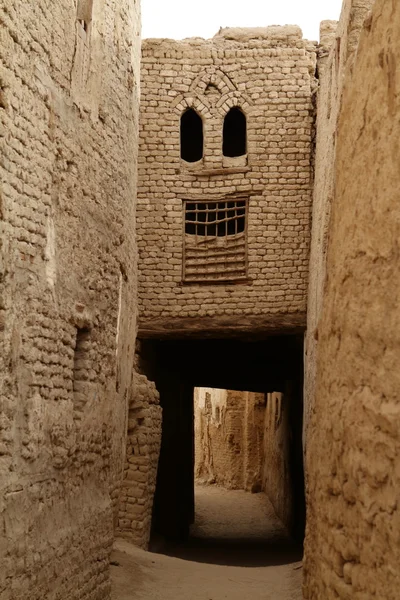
182, 198, 248, 283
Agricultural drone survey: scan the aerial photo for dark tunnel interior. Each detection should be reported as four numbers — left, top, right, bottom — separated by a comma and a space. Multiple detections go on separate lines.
137, 334, 306, 557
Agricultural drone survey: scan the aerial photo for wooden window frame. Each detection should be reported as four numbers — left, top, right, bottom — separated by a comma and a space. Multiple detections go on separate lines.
182, 196, 249, 284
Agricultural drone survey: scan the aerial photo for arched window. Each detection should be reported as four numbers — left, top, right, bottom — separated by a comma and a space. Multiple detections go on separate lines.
180, 108, 203, 162
223, 107, 246, 158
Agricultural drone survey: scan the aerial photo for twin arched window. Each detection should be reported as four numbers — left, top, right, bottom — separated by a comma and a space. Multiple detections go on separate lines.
180, 107, 247, 163
223, 107, 246, 158
180, 109, 203, 163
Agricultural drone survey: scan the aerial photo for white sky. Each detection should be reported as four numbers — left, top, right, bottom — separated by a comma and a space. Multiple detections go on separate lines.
142, 0, 344, 42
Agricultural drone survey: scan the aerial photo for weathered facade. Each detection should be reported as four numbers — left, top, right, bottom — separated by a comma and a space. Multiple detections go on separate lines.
137, 27, 317, 338
304, 0, 374, 444
1, 0, 141, 597
3, 0, 400, 599
117, 372, 162, 548
133, 26, 318, 549
304, 0, 400, 597
263, 390, 294, 533
194, 386, 304, 537
194, 387, 265, 491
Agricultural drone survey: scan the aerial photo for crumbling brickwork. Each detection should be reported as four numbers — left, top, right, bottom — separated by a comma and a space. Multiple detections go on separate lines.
0, 0, 140, 597
137, 27, 317, 338
117, 372, 162, 548
304, 0, 400, 597
3, 0, 399, 597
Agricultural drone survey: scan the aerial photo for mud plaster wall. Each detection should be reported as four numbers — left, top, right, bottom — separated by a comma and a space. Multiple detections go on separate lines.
117, 372, 162, 549
304, 0, 400, 597
194, 388, 265, 492
262, 391, 293, 529
0, 0, 140, 598
303, 0, 374, 446
138, 28, 317, 338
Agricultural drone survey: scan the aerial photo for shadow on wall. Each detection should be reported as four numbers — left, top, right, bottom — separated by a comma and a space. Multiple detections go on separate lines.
263, 386, 305, 540
117, 372, 162, 549
137, 337, 305, 545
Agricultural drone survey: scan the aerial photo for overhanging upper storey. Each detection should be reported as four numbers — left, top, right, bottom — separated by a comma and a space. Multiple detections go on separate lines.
137, 27, 317, 339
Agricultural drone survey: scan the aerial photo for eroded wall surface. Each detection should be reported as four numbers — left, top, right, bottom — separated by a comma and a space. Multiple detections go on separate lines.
138, 28, 317, 338
262, 392, 293, 527
194, 388, 264, 491
194, 385, 303, 535
117, 372, 162, 549
304, 0, 400, 596
304, 0, 374, 444
0, 0, 140, 597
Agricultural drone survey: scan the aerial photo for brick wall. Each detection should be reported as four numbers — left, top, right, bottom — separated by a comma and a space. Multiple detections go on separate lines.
137, 27, 317, 337
0, 0, 140, 597
117, 372, 162, 548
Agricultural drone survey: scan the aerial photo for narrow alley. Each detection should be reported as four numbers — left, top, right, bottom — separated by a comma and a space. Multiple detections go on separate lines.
111, 485, 302, 600
3, 1, 399, 599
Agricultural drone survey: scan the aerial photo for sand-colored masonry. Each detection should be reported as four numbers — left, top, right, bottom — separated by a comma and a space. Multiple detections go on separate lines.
304, 0, 400, 597
2, 1, 400, 599
0, 0, 140, 597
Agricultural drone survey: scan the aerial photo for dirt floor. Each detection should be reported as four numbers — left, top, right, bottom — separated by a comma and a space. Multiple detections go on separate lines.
111, 485, 303, 600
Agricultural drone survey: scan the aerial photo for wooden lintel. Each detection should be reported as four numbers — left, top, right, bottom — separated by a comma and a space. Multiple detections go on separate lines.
138, 313, 306, 340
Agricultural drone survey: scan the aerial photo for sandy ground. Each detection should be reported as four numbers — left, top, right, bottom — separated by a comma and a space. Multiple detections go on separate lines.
111, 485, 303, 600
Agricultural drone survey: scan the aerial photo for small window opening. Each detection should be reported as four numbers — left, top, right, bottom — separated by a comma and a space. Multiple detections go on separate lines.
185, 200, 246, 237
223, 107, 246, 158
180, 109, 203, 163
204, 83, 220, 96
215, 406, 221, 422
183, 198, 248, 283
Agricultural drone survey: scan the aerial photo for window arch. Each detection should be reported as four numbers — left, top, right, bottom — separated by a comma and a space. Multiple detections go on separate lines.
180, 108, 203, 163
223, 107, 246, 158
